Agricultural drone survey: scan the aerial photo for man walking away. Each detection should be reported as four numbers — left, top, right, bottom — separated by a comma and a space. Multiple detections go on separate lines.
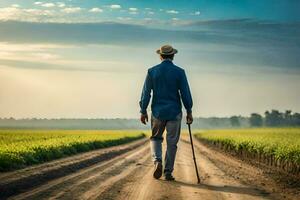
139, 44, 193, 181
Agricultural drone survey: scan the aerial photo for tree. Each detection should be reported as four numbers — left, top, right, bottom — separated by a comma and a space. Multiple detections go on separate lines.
249, 113, 263, 127
230, 116, 240, 127
292, 113, 300, 126
264, 110, 284, 127
283, 110, 292, 126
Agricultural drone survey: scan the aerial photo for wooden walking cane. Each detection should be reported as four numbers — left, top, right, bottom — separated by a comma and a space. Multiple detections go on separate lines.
188, 123, 200, 184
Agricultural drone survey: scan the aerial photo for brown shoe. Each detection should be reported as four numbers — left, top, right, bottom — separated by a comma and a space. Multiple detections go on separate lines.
153, 162, 162, 179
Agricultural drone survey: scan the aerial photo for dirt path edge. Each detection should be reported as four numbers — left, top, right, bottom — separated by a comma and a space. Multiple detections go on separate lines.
191, 136, 300, 200
194, 137, 300, 182
0, 138, 148, 199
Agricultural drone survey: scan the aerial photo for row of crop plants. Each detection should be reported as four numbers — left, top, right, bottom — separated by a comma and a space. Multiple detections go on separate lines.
194, 128, 300, 176
0, 130, 145, 171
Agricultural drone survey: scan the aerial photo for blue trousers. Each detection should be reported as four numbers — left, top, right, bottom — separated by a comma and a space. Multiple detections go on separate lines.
150, 113, 182, 175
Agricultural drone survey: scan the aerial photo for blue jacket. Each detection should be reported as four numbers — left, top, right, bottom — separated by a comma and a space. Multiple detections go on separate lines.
139, 59, 193, 120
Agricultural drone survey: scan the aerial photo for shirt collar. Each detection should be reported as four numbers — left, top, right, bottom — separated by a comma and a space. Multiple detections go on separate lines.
162, 59, 173, 63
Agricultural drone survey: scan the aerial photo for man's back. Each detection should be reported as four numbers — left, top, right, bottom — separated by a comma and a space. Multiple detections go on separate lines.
139, 44, 193, 181
140, 59, 193, 121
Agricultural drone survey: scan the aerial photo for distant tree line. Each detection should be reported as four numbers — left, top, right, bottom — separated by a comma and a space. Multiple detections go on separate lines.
229, 110, 300, 128
249, 110, 300, 127
1, 110, 299, 129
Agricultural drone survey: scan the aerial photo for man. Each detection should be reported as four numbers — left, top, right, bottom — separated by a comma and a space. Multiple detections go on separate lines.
139, 44, 193, 181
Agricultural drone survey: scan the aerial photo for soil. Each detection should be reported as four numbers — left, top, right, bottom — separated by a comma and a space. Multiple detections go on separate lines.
1, 135, 299, 200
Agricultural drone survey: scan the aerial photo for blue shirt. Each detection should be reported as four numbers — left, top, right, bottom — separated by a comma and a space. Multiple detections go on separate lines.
139, 60, 193, 120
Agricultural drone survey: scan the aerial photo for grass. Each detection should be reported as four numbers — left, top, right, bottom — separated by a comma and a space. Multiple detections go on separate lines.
195, 128, 300, 172
0, 129, 145, 171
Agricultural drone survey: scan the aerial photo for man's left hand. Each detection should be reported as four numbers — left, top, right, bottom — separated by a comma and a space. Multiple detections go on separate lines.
140, 113, 148, 124
186, 113, 193, 124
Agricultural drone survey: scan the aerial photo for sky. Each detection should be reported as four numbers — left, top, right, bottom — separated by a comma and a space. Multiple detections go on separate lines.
0, 0, 299, 119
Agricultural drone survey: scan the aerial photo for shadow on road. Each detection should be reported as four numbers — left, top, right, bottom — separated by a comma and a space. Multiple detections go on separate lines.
172, 180, 270, 197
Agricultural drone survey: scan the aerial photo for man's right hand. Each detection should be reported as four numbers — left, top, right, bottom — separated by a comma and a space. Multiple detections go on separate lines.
140, 113, 148, 125
186, 113, 193, 124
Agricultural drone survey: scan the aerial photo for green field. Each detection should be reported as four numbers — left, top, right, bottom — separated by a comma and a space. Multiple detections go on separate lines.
0, 130, 145, 171
195, 128, 300, 173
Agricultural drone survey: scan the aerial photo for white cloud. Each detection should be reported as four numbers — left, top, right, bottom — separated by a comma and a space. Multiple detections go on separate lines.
34, 2, 43, 5
41, 3, 56, 8
194, 11, 201, 15
0, 43, 71, 53
0, 7, 55, 21
89, 8, 103, 13
145, 8, 152, 10
110, 5, 121, 9
25, 8, 54, 16
0, 7, 19, 19
172, 18, 179, 21
129, 7, 138, 11
129, 11, 138, 15
11, 4, 20, 8
57, 2, 66, 8
166, 10, 179, 14
117, 17, 131, 20
61, 7, 82, 14
31, 52, 60, 60
148, 11, 154, 15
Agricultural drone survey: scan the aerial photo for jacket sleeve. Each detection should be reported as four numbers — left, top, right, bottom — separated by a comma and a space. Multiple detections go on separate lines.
179, 70, 193, 114
139, 70, 152, 114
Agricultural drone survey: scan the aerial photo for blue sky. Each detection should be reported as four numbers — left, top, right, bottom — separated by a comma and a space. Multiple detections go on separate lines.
0, 0, 300, 23
0, 1, 299, 118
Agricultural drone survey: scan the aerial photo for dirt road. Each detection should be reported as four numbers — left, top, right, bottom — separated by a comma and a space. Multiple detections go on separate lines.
6, 136, 296, 200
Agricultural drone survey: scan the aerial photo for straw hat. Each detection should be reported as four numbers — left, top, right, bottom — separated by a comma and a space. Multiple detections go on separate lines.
156, 45, 178, 55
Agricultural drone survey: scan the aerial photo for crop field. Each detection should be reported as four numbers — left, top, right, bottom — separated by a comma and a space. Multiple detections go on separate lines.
1, 129, 299, 199
0, 129, 145, 171
195, 128, 300, 175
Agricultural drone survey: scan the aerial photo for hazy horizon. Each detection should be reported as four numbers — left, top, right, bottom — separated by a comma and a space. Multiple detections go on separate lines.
0, 0, 299, 119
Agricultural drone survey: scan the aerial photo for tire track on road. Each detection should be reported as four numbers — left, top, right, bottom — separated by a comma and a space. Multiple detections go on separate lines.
10, 142, 149, 200
8, 136, 279, 200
